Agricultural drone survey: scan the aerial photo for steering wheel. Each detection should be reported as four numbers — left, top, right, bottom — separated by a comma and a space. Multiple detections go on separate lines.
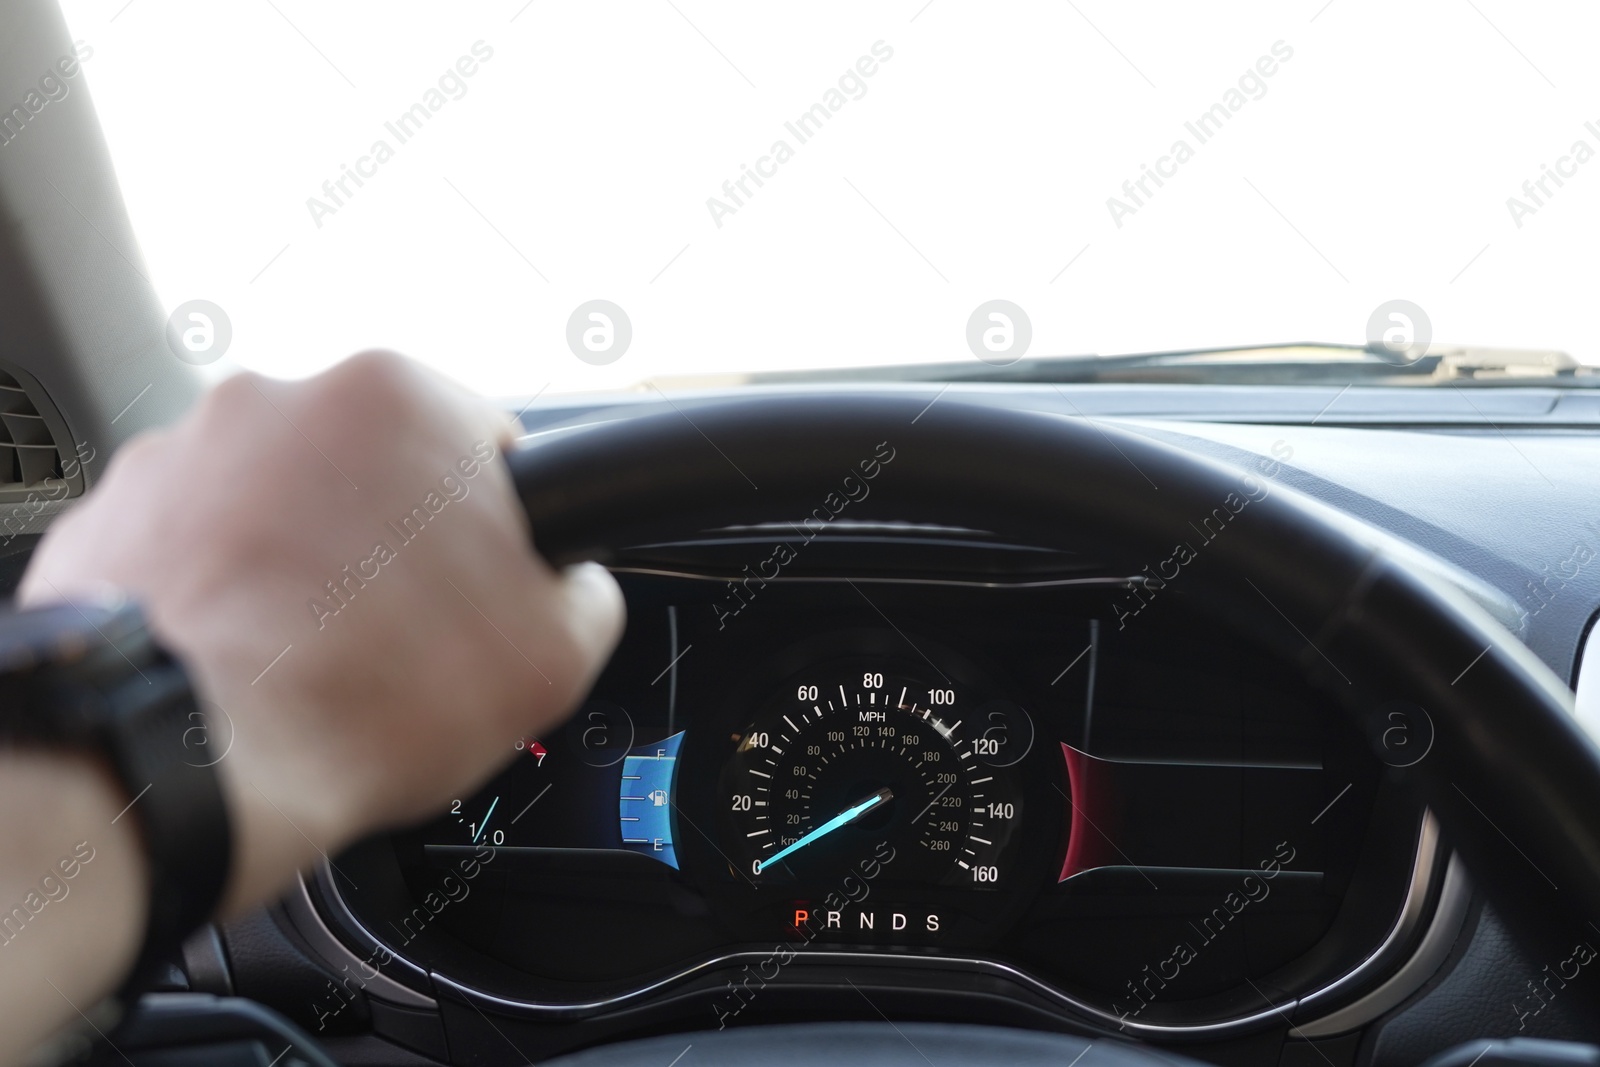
504, 390, 1600, 1064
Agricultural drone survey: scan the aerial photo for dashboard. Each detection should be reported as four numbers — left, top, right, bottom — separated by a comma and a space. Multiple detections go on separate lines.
2, 381, 1581, 1065
13, 382, 1600, 1065
309, 537, 1434, 1045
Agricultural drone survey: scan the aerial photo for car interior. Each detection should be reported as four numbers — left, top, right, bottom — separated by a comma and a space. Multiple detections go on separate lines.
6, 2, 1600, 1066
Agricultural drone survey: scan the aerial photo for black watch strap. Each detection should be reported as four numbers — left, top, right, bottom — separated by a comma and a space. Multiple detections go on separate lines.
102, 648, 233, 992
0, 600, 233, 994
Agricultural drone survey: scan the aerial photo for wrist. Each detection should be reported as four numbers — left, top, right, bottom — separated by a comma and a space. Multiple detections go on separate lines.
0, 749, 147, 1002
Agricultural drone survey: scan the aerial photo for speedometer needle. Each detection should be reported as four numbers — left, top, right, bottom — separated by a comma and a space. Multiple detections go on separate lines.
756, 787, 893, 875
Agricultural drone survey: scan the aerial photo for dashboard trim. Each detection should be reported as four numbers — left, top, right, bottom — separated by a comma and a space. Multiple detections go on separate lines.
425, 948, 1297, 1038
294, 868, 436, 1009
1292, 850, 1470, 1038
314, 809, 1452, 1039
1291, 813, 1447, 1018
607, 565, 1142, 592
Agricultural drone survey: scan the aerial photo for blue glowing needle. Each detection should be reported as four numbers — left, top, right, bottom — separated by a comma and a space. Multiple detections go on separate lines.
755, 787, 893, 874
472, 796, 500, 843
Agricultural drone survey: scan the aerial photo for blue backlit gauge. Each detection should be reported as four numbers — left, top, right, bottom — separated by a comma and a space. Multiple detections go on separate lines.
619, 731, 685, 868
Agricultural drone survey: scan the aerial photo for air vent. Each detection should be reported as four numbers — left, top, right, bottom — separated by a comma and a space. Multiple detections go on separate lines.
0, 361, 84, 505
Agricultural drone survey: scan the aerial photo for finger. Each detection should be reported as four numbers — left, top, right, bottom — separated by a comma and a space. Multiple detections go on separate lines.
556, 561, 627, 679
493, 408, 521, 452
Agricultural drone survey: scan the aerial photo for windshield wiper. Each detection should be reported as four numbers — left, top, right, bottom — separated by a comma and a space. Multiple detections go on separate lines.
699, 343, 1595, 389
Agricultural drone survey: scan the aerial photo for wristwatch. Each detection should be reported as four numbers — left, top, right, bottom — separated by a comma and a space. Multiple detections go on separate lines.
0, 596, 232, 994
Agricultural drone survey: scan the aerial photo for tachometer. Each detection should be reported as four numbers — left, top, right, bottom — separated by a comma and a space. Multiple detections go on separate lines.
721, 667, 1025, 889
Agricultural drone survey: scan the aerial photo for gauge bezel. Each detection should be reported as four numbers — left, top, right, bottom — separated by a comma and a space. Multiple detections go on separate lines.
718, 661, 1028, 895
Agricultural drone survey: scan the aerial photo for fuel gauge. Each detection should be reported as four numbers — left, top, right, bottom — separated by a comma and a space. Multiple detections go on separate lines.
619, 731, 685, 868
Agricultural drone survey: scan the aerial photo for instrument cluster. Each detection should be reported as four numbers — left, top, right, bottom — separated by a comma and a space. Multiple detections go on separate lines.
319, 566, 1428, 1034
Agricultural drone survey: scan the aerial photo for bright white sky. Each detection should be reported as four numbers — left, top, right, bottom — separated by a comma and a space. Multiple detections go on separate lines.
56, 0, 1600, 396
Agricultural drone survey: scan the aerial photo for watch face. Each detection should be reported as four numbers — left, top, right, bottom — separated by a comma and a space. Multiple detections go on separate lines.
0, 597, 147, 675
0, 598, 162, 744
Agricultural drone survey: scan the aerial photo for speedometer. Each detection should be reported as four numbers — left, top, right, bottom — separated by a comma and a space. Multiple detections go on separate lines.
720, 666, 1026, 889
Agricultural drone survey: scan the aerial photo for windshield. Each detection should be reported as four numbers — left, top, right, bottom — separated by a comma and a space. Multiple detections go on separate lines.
55, 2, 1600, 395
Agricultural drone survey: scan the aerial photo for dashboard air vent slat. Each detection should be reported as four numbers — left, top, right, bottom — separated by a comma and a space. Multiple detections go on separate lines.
0, 364, 83, 502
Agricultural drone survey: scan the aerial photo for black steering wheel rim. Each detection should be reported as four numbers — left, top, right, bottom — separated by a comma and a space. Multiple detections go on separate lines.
509, 389, 1598, 1014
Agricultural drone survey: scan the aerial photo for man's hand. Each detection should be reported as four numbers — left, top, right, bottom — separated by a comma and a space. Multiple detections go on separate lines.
18, 352, 625, 916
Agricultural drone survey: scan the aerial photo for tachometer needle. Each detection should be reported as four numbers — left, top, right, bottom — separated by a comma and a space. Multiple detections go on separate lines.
472, 796, 500, 844
756, 787, 893, 874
